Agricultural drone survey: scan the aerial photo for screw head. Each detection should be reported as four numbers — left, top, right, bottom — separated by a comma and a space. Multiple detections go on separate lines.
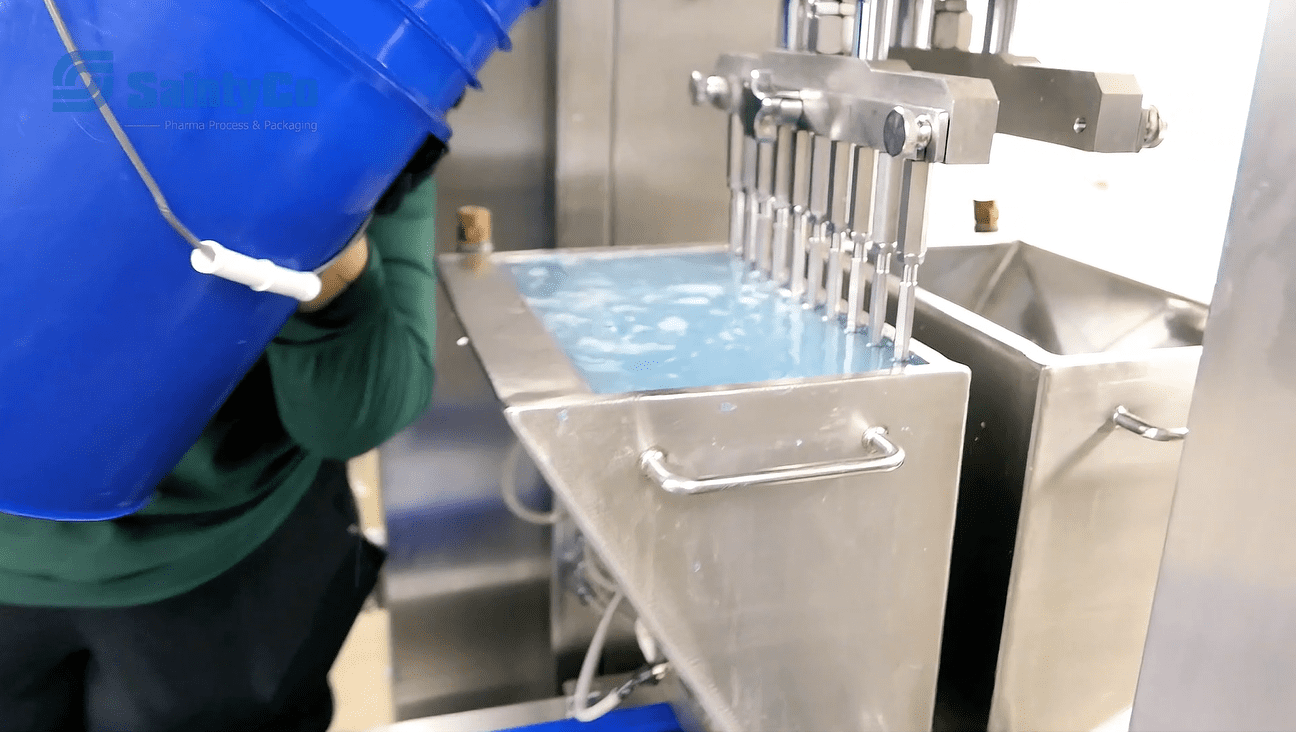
689, 71, 707, 106
689, 71, 730, 108
1141, 105, 1167, 149
883, 107, 932, 158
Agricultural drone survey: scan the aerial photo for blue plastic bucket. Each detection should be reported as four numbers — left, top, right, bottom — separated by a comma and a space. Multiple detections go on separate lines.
0, 0, 540, 520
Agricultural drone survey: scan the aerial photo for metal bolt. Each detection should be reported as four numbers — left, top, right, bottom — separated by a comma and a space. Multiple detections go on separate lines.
755, 96, 803, 143
689, 71, 730, 109
1141, 105, 1167, 149
883, 107, 933, 159
1073, 117, 1087, 134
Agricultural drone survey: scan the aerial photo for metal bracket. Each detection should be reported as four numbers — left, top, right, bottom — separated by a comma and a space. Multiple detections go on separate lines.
888, 48, 1165, 153
699, 50, 999, 164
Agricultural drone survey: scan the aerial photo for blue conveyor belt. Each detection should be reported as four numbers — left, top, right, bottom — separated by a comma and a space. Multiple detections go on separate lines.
501, 703, 681, 732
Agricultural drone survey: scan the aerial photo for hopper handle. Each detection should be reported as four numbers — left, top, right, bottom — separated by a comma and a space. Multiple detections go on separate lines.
641, 427, 904, 495
1112, 406, 1189, 442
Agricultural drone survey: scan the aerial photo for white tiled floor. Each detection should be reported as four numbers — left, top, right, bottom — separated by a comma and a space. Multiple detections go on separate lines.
329, 451, 396, 732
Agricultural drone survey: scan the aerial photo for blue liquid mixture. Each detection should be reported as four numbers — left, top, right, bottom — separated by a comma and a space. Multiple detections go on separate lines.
509, 250, 920, 394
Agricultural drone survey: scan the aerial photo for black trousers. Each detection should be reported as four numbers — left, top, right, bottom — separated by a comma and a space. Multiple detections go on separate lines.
0, 460, 386, 732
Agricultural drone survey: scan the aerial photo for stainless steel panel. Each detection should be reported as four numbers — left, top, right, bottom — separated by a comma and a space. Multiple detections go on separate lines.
440, 243, 972, 732
554, 0, 616, 249
990, 351, 1196, 732
507, 372, 969, 732
610, 0, 773, 247
1131, 2, 1296, 728
875, 244, 1203, 732
381, 5, 560, 720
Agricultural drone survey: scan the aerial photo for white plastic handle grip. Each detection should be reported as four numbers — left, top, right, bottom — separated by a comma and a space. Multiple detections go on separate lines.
190, 240, 322, 302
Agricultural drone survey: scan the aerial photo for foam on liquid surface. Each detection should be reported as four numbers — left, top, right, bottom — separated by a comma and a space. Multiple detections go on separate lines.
509, 250, 919, 394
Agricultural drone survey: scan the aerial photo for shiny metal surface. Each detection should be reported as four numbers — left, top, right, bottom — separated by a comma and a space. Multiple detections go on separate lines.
1131, 3, 1296, 728
608, 0, 773, 248
981, 0, 1016, 54
871, 243, 1204, 732
440, 243, 971, 732
701, 50, 999, 165
641, 426, 904, 495
380, 6, 560, 720
554, 0, 615, 249
892, 0, 935, 49
888, 48, 1156, 153
1111, 406, 1188, 443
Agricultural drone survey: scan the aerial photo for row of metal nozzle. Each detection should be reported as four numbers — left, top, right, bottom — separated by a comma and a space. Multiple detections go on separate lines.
724, 105, 932, 368
718, 0, 934, 367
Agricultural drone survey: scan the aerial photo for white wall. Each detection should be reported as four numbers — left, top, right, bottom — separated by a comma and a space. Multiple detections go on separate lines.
925, 0, 1270, 304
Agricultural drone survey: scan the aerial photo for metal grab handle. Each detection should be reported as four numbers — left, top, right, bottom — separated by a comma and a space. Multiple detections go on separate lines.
640, 427, 904, 496
1111, 406, 1189, 442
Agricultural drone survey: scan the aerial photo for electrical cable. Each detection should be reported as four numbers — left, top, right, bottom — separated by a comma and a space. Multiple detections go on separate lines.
500, 440, 557, 525
573, 590, 626, 722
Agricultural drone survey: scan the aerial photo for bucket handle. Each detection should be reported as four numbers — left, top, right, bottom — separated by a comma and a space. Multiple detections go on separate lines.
640, 427, 904, 496
43, 0, 324, 302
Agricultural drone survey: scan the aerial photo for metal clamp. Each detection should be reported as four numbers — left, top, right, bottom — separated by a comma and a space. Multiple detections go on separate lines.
641, 427, 904, 495
1111, 406, 1188, 442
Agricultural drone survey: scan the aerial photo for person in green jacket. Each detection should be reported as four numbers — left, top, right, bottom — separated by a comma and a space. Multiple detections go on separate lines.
0, 139, 444, 731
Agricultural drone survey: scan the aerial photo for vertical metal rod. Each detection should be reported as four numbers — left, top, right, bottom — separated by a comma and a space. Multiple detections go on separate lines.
892, 0, 935, 50
866, 0, 898, 60
806, 135, 835, 308
892, 159, 931, 365
775, 0, 808, 284
823, 141, 851, 316
983, 0, 1017, 54
790, 130, 814, 301
727, 116, 748, 257
844, 0, 880, 332
755, 136, 776, 276
867, 153, 903, 345
741, 134, 760, 267
846, 234, 866, 331
781, 0, 808, 50
771, 126, 796, 285
852, 0, 868, 58
845, 146, 876, 330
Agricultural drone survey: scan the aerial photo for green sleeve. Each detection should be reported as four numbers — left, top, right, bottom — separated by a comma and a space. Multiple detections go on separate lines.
265, 177, 438, 460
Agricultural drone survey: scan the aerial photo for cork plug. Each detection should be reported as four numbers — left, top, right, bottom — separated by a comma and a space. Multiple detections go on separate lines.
457, 205, 493, 253
973, 200, 999, 233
